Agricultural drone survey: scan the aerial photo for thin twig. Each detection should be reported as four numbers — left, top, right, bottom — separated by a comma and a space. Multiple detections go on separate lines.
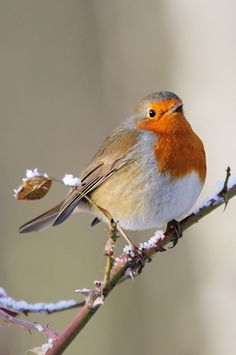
0, 309, 58, 339
103, 255, 113, 287
219, 166, 231, 210
0, 288, 85, 315
102, 219, 119, 288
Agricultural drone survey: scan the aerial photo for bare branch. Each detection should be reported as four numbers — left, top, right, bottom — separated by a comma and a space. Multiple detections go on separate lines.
0, 309, 58, 339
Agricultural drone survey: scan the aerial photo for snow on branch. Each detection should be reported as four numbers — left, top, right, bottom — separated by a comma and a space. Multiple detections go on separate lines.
0, 288, 85, 315
45, 168, 236, 355
2, 168, 236, 355
13, 169, 81, 200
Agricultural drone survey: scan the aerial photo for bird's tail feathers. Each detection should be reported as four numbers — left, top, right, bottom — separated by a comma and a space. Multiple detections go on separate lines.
19, 202, 64, 233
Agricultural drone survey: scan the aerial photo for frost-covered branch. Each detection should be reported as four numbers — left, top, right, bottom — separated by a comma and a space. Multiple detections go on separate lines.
0, 288, 85, 315
3, 168, 236, 354
45, 169, 236, 355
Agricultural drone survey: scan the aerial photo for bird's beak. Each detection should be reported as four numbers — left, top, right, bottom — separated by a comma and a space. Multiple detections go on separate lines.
136, 119, 149, 131
170, 102, 183, 113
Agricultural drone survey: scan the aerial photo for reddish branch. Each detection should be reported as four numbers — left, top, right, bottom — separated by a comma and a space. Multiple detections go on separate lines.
46, 169, 236, 355
0, 309, 58, 339
1, 168, 235, 354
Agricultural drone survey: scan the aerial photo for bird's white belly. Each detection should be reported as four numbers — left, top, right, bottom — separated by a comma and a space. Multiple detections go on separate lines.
130, 171, 203, 230
89, 132, 203, 230
91, 166, 203, 231
89, 130, 204, 231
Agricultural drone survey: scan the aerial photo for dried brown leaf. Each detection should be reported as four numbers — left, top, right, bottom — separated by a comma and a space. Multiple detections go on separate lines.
14, 176, 52, 200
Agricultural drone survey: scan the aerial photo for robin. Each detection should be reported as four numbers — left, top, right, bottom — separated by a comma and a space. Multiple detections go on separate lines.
19, 91, 206, 236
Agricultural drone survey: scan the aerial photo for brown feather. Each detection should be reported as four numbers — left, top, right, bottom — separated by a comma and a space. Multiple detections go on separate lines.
19, 129, 139, 232
53, 130, 139, 226
19, 202, 63, 233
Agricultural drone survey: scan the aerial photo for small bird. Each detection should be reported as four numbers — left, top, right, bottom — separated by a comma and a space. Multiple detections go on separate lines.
19, 91, 206, 234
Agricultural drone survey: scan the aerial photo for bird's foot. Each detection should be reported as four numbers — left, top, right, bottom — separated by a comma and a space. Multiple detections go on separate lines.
166, 219, 182, 248
117, 223, 152, 271
125, 243, 152, 274
100, 208, 152, 284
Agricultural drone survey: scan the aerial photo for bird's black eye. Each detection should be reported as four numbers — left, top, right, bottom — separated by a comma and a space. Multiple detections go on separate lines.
149, 109, 156, 118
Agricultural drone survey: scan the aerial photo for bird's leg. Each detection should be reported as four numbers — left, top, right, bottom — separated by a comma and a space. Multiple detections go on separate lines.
104, 218, 119, 256
96, 205, 151, 282
166, 219, 183, 248
117, 223, 152, 265
116, 223, 135, 246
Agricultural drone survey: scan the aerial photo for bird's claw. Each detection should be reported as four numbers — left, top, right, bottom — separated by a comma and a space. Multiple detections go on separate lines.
124, 244, 151, 274
166, 219, 182, 248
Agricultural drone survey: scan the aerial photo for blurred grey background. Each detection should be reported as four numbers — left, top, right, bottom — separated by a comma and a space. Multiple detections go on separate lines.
1, 1, 236, 354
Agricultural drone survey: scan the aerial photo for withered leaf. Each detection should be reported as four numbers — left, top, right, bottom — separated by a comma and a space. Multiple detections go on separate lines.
14, 176, 52, 200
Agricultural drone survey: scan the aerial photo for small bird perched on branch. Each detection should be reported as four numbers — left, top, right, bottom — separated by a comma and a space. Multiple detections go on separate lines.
19, 91, 206, 234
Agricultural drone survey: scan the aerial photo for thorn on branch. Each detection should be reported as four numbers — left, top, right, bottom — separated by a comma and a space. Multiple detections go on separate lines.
30, 338, 54, 355
75, 281, 104, 308
219, 166, 231, 210
5, 168, 236, 355
0, 309, 58, 339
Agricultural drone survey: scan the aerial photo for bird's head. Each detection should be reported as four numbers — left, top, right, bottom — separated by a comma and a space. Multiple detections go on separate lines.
136, 91, 191, 134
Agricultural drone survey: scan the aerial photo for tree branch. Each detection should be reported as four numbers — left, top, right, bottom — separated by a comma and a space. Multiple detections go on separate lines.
2, 169, 236, 354
0, 309, 58, 339
0, 288, 85, 315
45, 170, 236, 355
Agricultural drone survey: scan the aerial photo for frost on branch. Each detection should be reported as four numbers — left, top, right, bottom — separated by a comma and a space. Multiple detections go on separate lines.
62, 174, 81, 187
0, 288, 83, 315
194, 171, 236, 213
30, 338, 54, 355
6, 167, 236, 354
139, 230, 165, 251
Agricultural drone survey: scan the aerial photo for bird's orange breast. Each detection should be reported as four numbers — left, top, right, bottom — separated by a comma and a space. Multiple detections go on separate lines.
151, 113, 206, 183
154, 132, 206, 183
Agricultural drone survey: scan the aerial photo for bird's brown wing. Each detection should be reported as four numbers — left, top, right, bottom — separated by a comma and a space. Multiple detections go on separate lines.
18, 129, 139, 233
53, 129, 138, 226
